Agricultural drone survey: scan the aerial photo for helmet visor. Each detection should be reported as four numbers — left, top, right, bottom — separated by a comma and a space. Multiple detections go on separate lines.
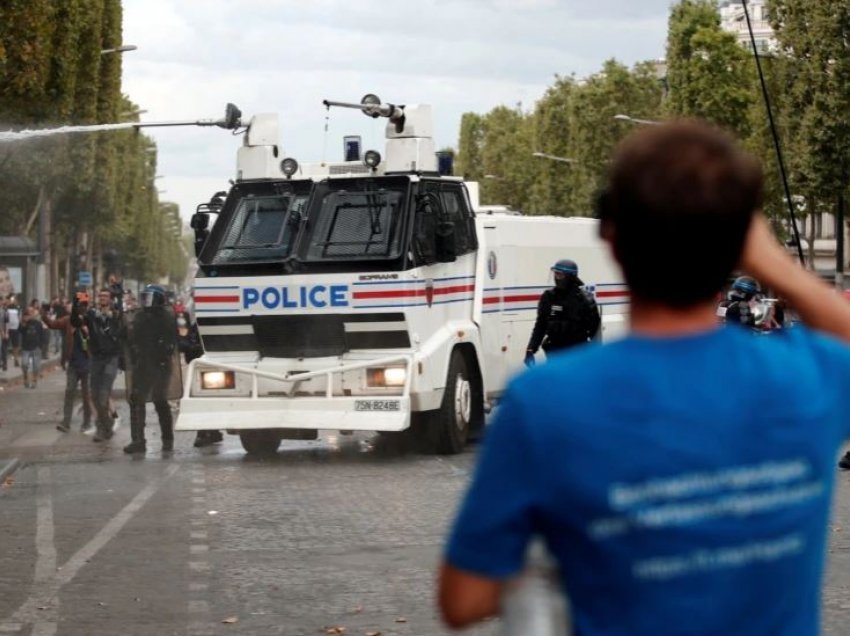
141, 290, 156, 308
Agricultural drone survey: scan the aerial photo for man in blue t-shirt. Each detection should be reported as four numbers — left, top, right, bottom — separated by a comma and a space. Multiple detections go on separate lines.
439, 121, 850, 635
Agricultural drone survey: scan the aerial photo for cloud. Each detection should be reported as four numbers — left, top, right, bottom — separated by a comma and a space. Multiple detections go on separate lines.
122, 0, 672, 220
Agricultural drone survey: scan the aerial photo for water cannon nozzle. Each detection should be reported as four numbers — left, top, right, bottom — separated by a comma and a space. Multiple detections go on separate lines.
216, 103, 243, 129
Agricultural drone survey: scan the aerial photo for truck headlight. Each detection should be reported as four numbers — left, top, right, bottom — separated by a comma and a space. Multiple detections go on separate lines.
200, 371, 235, 390
366, 366, 406, 387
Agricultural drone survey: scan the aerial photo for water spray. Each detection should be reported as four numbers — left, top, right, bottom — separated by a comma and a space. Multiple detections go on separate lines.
0, 103, 243, 143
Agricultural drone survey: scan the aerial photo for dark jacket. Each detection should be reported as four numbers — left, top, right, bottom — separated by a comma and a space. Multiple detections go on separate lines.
73, 307, 123, 358
20, 318, 45, 351
528, 284, 601, 354
128, 307, 178, 370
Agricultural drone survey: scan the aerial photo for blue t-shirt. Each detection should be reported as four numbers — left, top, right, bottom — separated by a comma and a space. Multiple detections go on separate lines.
446, 326, 850, 636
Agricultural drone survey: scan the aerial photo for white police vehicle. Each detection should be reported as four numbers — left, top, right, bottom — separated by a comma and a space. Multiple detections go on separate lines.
177, 95, 630, 454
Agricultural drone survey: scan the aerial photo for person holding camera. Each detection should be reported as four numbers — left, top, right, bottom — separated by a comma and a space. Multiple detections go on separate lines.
73, 287, 123, 442
48, 293, 92, 432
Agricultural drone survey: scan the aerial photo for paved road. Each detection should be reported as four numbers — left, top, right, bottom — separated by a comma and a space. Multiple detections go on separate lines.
2, 367, 850, 635
0, 368, 495, 636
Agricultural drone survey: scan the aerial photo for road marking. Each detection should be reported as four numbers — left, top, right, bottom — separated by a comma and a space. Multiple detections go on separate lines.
0, 624, 23, 632
35, 467, 57, 584
187, 465, 212, 636
10, 464, 180, 625
23, 467, 59, 634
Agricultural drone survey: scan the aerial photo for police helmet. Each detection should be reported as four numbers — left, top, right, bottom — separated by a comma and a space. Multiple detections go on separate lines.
732, 276, 761, 299
551, 259, 579, 276
141, 284, 168, 308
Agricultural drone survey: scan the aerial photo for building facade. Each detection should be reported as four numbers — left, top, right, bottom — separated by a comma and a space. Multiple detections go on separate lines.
718, 0, 777, 53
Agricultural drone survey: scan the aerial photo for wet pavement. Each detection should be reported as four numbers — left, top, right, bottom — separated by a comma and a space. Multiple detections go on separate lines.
2, 367, 850, 634
0, 367, 495, 635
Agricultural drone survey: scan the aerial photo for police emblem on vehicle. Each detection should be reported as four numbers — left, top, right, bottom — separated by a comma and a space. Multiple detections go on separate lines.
425, 279, 435, 308
354, 400, 401, 411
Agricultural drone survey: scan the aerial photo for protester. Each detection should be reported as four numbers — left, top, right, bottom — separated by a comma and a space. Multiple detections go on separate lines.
73, 288, 123, 442
6, 295, 21, 367
439, 121, 850, 635
19, 307, 44, 388
46, 295, 92, 433
0, 296, 8, 372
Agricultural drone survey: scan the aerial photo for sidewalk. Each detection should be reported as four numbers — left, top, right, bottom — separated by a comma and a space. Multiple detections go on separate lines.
0, 350, 62, 388
0, 350, 63, 481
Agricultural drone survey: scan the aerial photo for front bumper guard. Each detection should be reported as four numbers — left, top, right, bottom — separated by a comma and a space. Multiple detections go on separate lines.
175, 355, 413, 432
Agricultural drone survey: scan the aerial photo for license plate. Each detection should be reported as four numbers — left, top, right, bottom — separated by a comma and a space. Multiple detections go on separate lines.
354, 400, 401, 412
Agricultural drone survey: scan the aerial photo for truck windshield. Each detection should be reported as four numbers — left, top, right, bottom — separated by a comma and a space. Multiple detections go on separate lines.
299, 178, 408, 262
209, 194, 307, 265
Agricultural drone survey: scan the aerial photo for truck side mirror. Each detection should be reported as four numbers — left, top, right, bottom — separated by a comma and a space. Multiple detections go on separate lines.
190, 212, 209, 231
436, 221, 457, 263
191, 213, 211, 258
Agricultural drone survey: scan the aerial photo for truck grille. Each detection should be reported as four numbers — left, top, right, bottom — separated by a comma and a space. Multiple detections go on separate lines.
198, 313, 410, 358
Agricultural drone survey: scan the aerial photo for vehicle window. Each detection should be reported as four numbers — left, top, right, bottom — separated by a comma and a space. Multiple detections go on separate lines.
303, 187, 406, 261
210, 195, 304, 264
419, 183, 477, 257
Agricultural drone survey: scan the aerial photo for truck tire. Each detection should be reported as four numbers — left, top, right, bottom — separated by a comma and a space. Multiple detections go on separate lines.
239, 430, 282, 455
434, 350, 477, 455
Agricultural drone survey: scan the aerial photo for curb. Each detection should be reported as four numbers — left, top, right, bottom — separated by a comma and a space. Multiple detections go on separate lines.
0, 458, 21, 483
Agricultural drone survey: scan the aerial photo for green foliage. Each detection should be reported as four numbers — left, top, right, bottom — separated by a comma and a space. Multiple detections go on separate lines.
456, 61, 664, 216
455, 113, 486, 181
0, 0, 185, 294
769, 0, 850, 200
666, 0, 755, 137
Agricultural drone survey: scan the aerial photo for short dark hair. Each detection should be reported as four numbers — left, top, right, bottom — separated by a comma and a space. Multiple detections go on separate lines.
600, 121, 763, 307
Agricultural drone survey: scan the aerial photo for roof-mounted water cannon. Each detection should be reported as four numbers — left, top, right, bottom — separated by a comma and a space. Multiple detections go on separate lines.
323, 94, 436, 174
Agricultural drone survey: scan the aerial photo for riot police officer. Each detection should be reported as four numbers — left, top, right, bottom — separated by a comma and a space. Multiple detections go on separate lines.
124, 285, 179, 454
718, 276, 762, 327
525, 259, 601, 365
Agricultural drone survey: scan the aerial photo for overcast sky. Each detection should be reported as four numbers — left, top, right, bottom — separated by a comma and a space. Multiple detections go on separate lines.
121, 0, 673, 223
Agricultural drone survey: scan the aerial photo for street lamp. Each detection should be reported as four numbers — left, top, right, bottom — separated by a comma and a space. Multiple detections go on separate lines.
532, 151, 576, 164
614, 114, 662, 126
101, 45, 138, 55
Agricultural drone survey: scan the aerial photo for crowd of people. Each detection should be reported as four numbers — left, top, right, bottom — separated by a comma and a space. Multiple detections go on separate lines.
0, 281, 220, 453
1, 295, 69, 382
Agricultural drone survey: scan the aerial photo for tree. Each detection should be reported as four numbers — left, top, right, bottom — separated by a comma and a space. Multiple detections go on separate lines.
666, 0, 755, 137
0, 0, 174, 296
455, 113, 486, 181
767, 0, 850, 268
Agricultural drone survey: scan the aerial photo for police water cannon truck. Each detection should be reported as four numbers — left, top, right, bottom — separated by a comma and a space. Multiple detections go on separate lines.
178, 94, 630, 455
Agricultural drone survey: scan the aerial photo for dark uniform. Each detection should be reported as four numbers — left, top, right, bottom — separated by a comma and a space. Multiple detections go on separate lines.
526, 259, 600, 365
124, 285, 179, 454
718, 276, 783, 330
